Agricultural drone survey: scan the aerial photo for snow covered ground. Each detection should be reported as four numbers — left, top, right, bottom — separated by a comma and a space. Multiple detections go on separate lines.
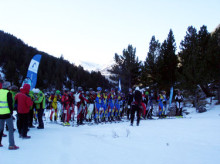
1, 105, 220, 164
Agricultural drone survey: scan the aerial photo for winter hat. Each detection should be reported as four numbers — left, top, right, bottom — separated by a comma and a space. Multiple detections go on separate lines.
10, 85, 18, 91
2, 81, 11, 89
135, 86, 140, 91
23, 84, 31, 94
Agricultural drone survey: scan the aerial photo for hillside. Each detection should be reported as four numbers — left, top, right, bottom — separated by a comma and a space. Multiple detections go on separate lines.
0, 30, 112, 90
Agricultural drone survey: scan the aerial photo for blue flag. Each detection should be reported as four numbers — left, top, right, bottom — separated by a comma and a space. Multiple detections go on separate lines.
169, 86, 173, 108
22, 54, 42, 90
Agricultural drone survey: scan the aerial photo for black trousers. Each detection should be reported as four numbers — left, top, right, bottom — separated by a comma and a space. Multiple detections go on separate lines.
17, 113, 29, 137
28, 109, 34, 126
37, 109, 44, 128
130, 104, 141, 125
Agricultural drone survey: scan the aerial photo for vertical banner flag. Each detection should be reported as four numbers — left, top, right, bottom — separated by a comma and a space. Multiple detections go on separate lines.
118, 78, 121, 92
169, 86, 173, 108
22, 54, 42, 89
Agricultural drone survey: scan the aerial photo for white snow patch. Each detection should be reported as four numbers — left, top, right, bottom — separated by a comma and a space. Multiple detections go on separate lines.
1, 105, 220, 164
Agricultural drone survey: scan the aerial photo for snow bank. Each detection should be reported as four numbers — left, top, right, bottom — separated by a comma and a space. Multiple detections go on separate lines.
1, 105, 220, 164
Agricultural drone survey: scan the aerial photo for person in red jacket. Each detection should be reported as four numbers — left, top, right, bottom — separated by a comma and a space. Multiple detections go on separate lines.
76, 87, 88, 125
15, 84, 33, 139
61, 89, 71, 126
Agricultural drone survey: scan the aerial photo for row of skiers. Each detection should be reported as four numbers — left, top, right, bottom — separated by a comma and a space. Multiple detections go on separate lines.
0, 77, 184, 150
45, 87, 128, 126
44, 86, 184, 126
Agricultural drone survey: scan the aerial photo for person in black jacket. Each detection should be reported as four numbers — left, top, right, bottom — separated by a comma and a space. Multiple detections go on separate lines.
126, 88, 133, 120
130, 87, 142, 126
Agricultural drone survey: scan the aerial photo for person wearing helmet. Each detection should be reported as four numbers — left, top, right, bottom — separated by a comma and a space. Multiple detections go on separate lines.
107, 88, 116, 122
126, 88, 133, 120
175, 90, 184, 116
130, 86, 142, 126
115, 90, 122, 121
94, 87, 103, 123
75, 87, 88, 125
0, 81, 19, 150
157, 91, 168, 118
85, 89, 96, 123
120, 92, 126, 117
68, 89, 75, 122
61, 89, 71, 126
102, 89, 109, 122
147, 90, 155, 119
34, 89, 46, 129
143, 91, 149, 107
49, 90, 61, 122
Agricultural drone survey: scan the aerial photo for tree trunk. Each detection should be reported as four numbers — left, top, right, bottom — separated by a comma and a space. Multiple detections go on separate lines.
199, 84, 214, 97
193, 92, 199, 111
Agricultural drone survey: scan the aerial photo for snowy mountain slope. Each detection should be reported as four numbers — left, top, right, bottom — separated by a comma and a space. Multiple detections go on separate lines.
74, 60, 115, 82
1, 105, 220, 164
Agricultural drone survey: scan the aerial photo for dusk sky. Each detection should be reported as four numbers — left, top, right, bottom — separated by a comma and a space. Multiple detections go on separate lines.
0, 0, 219, 66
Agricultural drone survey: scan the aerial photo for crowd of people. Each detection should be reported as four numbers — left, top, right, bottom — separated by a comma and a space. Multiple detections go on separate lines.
0, 78, 184, 150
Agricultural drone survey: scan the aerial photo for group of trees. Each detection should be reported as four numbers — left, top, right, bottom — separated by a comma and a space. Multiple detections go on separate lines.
109, 25, 220, 104
1, 24, 219, 105
0, 31, 112, 91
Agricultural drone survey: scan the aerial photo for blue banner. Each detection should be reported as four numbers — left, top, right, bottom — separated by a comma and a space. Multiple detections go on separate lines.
169, 86, 173, 107
22, 54, 42, 90
118, 78, 121, 92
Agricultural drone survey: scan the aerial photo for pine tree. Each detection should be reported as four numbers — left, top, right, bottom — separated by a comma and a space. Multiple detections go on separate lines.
158, 29, 177, 91
141, 36, 161, 90
109, 45, 141, 92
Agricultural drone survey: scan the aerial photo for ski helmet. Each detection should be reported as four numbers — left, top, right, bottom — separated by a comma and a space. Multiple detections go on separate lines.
78, 86, 83, 92
145, 91, 149, 95
55, 90, 60, 95
97, 87, 102, 91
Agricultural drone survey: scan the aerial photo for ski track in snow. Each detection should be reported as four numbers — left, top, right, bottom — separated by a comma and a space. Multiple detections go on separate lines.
1, 105, 220, 164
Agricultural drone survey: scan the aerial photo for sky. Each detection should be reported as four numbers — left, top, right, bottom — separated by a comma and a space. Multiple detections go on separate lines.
0, 0, 219, 67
